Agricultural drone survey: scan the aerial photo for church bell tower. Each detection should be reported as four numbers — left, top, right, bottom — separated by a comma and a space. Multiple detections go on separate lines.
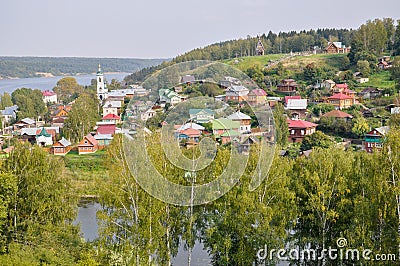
96, 64, 107, 101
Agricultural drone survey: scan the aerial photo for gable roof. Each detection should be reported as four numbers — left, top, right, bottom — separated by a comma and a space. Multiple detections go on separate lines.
79, 134, 98, 147
97, 124, 116, 135
220, 130, 240, 137
181, 75, 196, 83
102, 113, 121, 120
287, 119, 317, 129
323, 110, 353, 118
249, 89, 267, 96
37, 127, 51, 137
20, 118, 35, 125
53, 137, 71, 147
180, 128, 201, 136
335, 83, 348, 89
189, 109, 214, 116
227, 111, 251, 120
177, 123, 205, 131
328, 92, 353, 100
226, 85, 249, 93
42, 90, 56, 97
212, 118, 240, 130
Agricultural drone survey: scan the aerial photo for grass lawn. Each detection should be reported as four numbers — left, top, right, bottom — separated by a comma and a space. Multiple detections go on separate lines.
356, 71, 395, 89
224, 54, 287, 70
64, 149, 109, 196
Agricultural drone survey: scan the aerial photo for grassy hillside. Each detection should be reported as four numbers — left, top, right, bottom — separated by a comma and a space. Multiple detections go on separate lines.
224, 54, 287, 70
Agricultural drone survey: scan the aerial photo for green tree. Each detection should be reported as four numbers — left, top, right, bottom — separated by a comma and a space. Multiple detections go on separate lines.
63, 92, 99, 143
300, 131, 334, 151
53, 77, 83, 103
311, 103, 335, 116
356, 60, 370, 77
352, 116, 370, 138
11, 88, 46, 120
393, 19, 400, 55
273, 103, 288, 147
0, 92, 13, 109
389, 57, 400, 90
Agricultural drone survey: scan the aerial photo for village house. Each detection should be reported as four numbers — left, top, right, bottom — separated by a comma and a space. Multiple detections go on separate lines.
78, 134, 98, 155
225, 85, 249, 102
102, 113, 121, 124
322, 110, 353, 121
13, 118, 36, 132
247, 89, 267, 106
321, 80, 336, 90
326, 92, 355, 110
287, 119, 317, 143
42, 90, 58, 103
324, 42, 350, 54
181, 75, 196, 84
220, 130, 241, 145
94, 133, 113, 148
36, 127, 54, 146
52, 137, 72, 156
159, 88, 186, 105
177, 128, 202, 146
238, 136, 259, 154
359, 87, 382, 100
0, 105, 18, 124
220, 76, 241, 88
103, 100, 122, 116
141, 108, 156, 121
276, 79, 299, 94
227, 111, 252, 134
212, 118, 240, 138
365, 126, 389, 153
284, 96, 308, 119
20, 126, 59, 144
189, 109, 214, 123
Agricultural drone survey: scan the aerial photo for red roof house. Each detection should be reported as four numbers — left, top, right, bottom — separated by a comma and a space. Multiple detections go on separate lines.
96, 124, 116, 135
322, 110, 353, 119
326, 92, 355, 110
102, 113, 121, 123
287, 119, 317, 143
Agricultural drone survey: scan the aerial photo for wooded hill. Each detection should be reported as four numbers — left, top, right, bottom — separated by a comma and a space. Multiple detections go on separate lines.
0, 57, 167, 79
124, 17, 400, 85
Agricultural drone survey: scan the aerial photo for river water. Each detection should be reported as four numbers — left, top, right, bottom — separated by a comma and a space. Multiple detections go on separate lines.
0, 72, 130, 94
75, 200, 211, 265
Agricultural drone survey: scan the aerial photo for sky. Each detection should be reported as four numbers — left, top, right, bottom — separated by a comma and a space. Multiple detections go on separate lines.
1, 0, 399, 59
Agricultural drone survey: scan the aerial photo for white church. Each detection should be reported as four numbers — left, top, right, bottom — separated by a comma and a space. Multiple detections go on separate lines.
96, 64, 108, 101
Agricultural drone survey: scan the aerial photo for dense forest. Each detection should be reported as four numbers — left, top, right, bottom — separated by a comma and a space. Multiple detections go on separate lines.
0, 57, 167, 79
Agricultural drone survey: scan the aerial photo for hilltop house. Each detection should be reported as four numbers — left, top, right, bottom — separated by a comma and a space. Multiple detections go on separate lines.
287, 119, 317, 143
189, 109, 214, 123
225, 85, 249, 102
365, 126, 389, 153
325, 42, 350, 54
52, 137, 72, 156
247, 89, 267, 106
255, 37, 265, 56
181, 75, 196, 84
359, 88, 382, 100
78, 134, 98, 155
276, 79, 299, 94
220, 76, 241, 88
141, 108, 156, 121
227, 111, 251, 134
42, 90, 58, 103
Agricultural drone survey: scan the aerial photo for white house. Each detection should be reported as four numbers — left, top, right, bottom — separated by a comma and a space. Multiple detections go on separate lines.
36, 127, 53, 146
42, 90, 58, 103
141, 108, 156, 121
103, 100, 122, 116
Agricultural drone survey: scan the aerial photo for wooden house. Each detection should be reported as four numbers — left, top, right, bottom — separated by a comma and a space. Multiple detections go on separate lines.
78, 134, 98, 155
52, 137, 72, 155
247, 89, 267, 106
225, 85, 249, 102
365, 126, 389, 153
287, 119, 317, 143
326, 92, 355, 110
276, 79, 299, 94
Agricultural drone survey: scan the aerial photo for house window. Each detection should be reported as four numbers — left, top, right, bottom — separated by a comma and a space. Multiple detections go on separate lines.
99, 77, 102, 83
291, 130, 295, 135
84, 140, 88, 144
301, 130, 304, 135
